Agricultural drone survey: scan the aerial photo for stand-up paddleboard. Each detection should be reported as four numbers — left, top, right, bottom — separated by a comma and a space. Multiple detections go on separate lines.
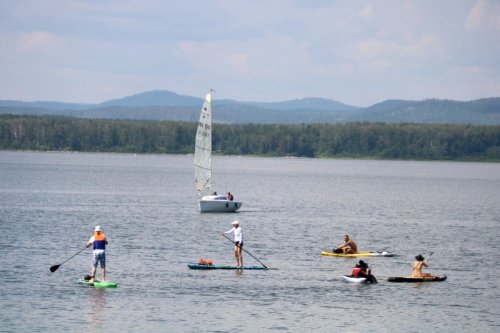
321, 250, 395, 257
188, 264, 267, 270
341, 275, 367, 283
387, 275, 447, 283
78, 278, 118, 288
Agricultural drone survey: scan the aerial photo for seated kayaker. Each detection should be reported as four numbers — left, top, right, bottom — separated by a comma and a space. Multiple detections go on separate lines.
333, 234, 358, 254
356, 260, 377, 284
411, 254, 431, 277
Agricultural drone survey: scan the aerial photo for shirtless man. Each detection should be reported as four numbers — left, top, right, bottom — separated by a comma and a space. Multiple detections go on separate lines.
334, 234, 358, 254
411, 254, 430, 277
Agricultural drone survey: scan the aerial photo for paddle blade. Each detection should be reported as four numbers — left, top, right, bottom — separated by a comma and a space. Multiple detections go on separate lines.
50, 264, 60, 273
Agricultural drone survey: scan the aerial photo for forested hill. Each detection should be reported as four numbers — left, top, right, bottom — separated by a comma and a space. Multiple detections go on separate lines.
1, 115, 499, 161
0, 90, 499, 125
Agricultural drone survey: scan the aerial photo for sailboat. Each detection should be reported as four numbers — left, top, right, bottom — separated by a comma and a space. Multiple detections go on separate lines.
194, 91, 242, 212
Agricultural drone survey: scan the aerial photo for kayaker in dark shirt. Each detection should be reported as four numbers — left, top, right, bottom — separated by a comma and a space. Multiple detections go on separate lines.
356, 260, 377, 283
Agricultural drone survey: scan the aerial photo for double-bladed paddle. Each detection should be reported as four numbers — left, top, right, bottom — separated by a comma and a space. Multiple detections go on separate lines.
50, 247, 87, 272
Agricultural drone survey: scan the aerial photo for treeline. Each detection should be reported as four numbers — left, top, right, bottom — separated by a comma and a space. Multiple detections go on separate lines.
1, 115, 499, 161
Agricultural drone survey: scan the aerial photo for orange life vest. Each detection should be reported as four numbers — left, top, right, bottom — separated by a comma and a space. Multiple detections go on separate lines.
351, 267, 362, 277
93, 232, 106, 250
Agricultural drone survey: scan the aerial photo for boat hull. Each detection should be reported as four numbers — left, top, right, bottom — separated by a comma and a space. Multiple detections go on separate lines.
199, 199, 242, 212
387, 275, 447, 283
321, 251, 395, 257
188, 264, 266, 270
341, 275, 367, 283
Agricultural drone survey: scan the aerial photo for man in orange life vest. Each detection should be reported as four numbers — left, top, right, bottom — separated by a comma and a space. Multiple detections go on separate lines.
85, 226, 108, 281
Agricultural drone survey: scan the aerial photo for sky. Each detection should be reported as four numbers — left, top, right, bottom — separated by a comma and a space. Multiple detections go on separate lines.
0, 0, 499, 107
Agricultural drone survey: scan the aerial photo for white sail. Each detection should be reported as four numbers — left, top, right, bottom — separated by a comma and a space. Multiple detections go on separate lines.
194, 93, 212, 194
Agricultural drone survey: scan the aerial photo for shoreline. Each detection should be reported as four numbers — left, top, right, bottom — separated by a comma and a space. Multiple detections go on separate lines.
2, 149, 499, 163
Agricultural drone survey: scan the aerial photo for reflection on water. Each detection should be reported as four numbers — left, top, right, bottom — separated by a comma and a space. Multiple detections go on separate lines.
86, 288, 108, 330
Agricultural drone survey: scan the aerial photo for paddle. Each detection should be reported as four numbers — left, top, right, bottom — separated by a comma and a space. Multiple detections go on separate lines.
221, 233, 268, 269
50, 247, 87, 273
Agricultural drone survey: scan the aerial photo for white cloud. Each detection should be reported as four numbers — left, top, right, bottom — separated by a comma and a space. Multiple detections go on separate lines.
17, 31, 60, 52
360, 4, 373, 19
465, 0, 500, 31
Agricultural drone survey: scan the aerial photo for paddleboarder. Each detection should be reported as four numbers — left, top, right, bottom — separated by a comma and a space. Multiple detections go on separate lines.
333, 234, 358, 254
85, 225, 108, 282
223, 220, 243, 268
411, 254, 429, 278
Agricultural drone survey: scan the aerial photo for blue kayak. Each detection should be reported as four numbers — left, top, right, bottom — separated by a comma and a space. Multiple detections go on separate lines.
188, 264, 267, 270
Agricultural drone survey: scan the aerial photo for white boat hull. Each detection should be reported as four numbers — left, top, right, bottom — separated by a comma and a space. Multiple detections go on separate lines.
341, 275, 367, 283
199, 198, 242, 212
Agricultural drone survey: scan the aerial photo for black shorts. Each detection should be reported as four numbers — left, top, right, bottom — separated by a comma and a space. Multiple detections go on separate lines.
235, 241, 243, 248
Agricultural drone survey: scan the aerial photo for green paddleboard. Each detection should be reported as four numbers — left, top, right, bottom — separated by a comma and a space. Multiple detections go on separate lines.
78, 279, 118, 288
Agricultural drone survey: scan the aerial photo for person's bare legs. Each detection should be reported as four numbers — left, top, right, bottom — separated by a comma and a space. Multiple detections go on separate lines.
234, 246, 239, 267
236, 246, 243, 267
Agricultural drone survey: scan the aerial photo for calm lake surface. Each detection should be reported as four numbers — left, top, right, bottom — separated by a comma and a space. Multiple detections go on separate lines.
0, 151, 499, 332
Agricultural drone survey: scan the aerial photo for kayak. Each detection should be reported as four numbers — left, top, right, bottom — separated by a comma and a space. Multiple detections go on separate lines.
387, 275, 447, 283
341, 275, 367, 283
188, 264, 267, 270
321, 250, 395, 257
78, 279, 118, 288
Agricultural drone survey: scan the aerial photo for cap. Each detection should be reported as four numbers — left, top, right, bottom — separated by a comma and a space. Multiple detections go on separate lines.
232, 220, 239, 226
94, 226, 102, 232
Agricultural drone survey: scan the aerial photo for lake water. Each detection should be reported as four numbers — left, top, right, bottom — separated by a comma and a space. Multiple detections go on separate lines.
0, 151, 499, 332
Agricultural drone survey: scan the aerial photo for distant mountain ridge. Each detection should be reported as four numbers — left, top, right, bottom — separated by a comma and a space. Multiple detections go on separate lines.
0, 100, 93, 110
99, 90, 202, 107
0, 90, 361, 111
0, 90, 499, 125
247, 97, 359, 111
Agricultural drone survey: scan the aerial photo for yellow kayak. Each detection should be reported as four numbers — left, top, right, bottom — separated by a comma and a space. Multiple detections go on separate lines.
321, 250, 394, 257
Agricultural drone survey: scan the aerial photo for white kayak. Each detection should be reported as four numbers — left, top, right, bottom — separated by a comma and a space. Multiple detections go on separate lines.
341, 275, 367, 283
